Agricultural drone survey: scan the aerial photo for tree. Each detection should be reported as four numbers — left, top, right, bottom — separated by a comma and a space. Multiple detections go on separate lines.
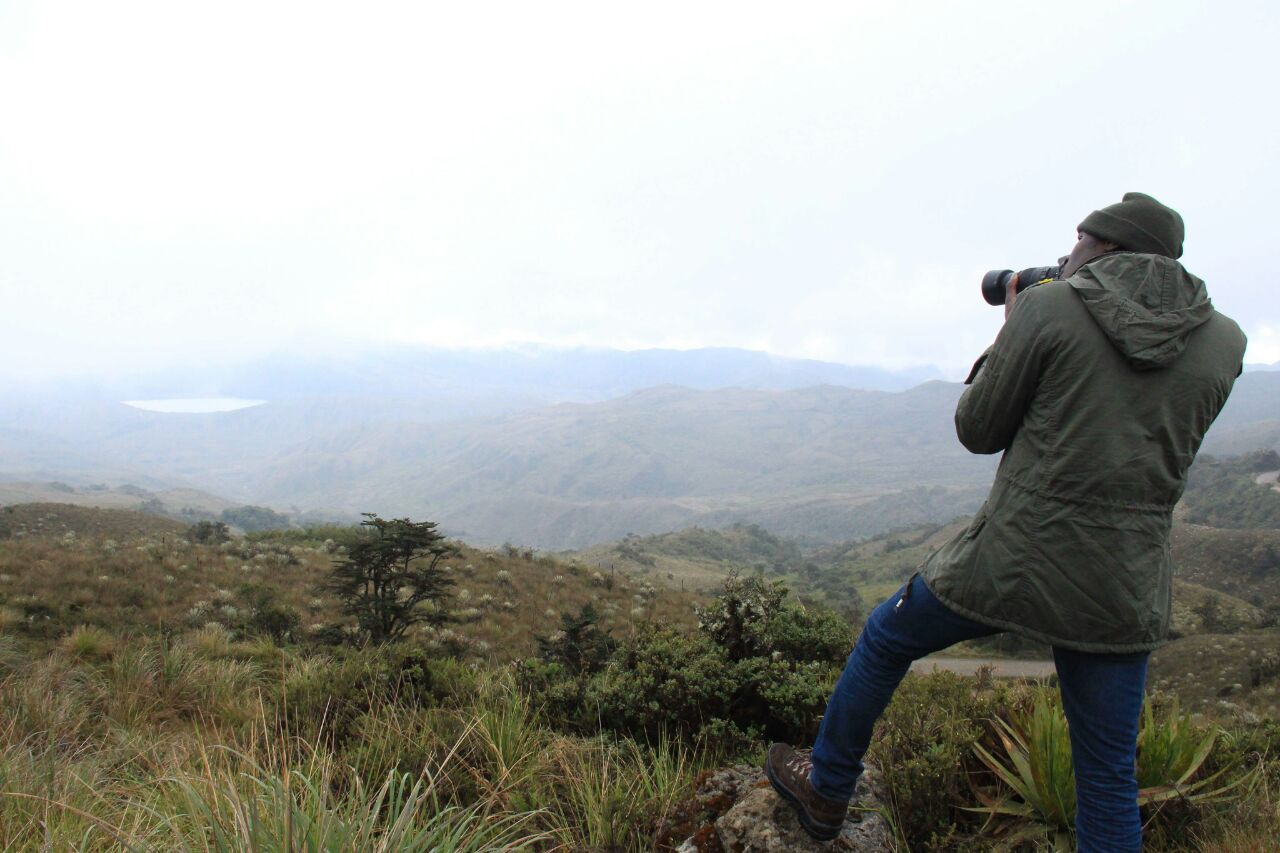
221, 505, 291, 533
186, 520, 230, 544
326, 513, 457, 644
536, 603, 616, 676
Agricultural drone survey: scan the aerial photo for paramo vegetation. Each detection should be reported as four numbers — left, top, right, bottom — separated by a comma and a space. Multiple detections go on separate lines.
1, 503, 1278, 850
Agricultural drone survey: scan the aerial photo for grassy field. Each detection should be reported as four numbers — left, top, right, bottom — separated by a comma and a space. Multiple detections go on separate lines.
2, 504, 1279, 851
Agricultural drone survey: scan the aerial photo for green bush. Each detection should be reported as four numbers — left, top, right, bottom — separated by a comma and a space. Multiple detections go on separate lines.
186, 520, 230, 544
519, 574, 851, 753
764, 600, 853, 664
695, 571, 851, 664
521, 625, 838, 752
869, 672, 1029, 850
535, 603, 615, 676
585, 628, 736, 740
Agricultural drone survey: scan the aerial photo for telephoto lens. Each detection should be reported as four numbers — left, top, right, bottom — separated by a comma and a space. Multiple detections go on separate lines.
981, 265, 1062, 306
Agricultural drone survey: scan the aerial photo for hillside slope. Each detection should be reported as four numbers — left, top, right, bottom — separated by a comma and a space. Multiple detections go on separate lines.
251, 382, 996, 548
0, 504, 700, 661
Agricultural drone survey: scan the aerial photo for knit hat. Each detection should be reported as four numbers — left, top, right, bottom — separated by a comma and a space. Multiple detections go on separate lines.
1078, 192, 1185, 259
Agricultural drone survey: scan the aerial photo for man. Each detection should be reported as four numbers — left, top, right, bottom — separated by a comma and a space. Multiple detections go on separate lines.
765, 193, 1246, 851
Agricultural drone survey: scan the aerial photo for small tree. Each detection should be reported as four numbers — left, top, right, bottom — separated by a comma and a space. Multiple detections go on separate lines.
536, 603, 616, 676
326, 513, 456, 644
186, 520, 230, 544
221, 505, 291, 533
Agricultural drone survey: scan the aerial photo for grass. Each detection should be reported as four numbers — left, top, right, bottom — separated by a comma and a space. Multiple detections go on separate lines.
2, 507, 1279, 851
0, 505, 702, 662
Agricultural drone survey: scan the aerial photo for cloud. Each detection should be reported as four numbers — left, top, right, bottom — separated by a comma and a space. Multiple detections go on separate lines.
1, 0, 1277, 381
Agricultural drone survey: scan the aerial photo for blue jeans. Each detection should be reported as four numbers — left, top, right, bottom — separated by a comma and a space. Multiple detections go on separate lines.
810, 574, 1149, 853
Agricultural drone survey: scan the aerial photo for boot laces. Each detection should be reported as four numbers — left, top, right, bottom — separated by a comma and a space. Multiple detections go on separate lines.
785, 750, 814, 778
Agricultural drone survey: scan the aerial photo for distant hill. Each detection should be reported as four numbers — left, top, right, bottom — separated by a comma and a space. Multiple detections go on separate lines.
1180, 449, 1280, 529
1171, 523, 1280, 612
572, 509, 1278, 658
1200, 370, 1280, 456
569, 523, 806, 593
1149, 628, 1280, 717
0, 503, 189, 540
248, 382, 996, 548
2, 357, 1277, 551
0, 481, 237, 518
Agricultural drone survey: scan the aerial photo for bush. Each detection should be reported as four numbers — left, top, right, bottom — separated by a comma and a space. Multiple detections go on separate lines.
695, 572, 787, 661
584, 628, 737, 741
522, 630, 838, 752
696, 572, 851, 665
535, 603, 615, 677
519, 574, 851, 753
870, 672, 1031, 850
186, 520, 230, 545
221, 505, 292, 533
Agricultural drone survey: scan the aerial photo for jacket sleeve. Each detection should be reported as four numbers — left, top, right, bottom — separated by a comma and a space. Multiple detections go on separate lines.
955, 290, 1049, 455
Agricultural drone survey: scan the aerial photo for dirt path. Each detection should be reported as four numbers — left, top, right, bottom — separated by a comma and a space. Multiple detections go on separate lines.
910, 656, 1056, 678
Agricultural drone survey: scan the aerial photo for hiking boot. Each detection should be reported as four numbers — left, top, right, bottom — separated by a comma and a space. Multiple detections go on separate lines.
763, 743, 848, 841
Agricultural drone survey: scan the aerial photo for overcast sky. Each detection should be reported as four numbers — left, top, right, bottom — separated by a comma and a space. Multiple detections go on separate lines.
2, 0, 1278, 385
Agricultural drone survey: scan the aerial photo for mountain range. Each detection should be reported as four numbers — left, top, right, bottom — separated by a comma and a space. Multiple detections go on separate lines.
2, 347, 1277, 549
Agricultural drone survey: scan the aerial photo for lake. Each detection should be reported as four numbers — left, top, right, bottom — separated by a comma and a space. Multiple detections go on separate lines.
121, 398, 268, 413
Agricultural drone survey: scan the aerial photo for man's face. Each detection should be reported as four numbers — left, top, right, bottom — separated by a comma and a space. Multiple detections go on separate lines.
1059, 230, 1118, 278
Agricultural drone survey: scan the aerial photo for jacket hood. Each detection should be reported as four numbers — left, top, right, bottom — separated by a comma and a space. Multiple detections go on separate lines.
1066, 253, 1214, 370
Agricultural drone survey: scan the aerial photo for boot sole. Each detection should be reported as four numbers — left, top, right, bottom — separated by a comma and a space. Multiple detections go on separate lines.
764, 756, 843, 841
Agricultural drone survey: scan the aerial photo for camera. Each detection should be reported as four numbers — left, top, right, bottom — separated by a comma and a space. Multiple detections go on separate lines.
981, 265, 1061, 306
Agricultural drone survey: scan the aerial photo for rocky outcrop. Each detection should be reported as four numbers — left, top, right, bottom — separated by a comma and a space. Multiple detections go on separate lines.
663, 763, 893, 852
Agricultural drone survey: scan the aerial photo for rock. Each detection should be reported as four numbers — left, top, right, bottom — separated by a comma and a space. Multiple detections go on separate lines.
672, 764, 892, 852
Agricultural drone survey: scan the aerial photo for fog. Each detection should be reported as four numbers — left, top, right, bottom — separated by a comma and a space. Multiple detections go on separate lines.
2, 0, 1278, 386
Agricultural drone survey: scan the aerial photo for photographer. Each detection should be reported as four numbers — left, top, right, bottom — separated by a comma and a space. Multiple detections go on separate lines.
766, 193, 1247, 850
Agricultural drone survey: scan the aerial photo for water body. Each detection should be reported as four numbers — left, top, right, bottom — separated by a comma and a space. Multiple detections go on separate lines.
122, 398, 268, 413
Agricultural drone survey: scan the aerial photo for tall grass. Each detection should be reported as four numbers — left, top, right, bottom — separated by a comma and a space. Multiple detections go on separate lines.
158, 743, 551, 852
536, 733, 695, 852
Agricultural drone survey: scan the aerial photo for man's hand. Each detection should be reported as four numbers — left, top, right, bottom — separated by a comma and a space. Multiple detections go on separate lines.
1003, 272, 1021, 321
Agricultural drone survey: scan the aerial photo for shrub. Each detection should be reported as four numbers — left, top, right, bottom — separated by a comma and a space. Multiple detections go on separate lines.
696, 571, 851, 665
220, 505, 292, 533
186, 520, 230, 545
970, 691, 1075, 848
244, 594, 301, 643
535, 603, 615, 676
970, 691, 1253, 850
695, 572, 787, 661
519, 575, 850, 753
869, 672, 1026, 850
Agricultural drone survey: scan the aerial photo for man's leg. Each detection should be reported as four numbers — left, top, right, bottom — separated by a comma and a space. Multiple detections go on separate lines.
807, 574, 1000, 801
1053, 647, 1149, 853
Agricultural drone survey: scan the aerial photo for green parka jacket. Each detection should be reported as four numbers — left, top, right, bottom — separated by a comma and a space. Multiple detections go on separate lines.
920, 252, 1246, 652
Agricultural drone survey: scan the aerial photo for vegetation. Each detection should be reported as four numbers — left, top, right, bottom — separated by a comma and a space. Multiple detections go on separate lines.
519, 574, 852, 753
186, 519, 230, 544
221, 503, 293, 533
1, 503, 1279, 850
1182, 449, 1280, 529
326, 514, 457, 644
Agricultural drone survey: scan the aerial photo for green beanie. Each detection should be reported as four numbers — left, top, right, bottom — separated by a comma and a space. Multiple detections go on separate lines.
1078, 192, 1185, 259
